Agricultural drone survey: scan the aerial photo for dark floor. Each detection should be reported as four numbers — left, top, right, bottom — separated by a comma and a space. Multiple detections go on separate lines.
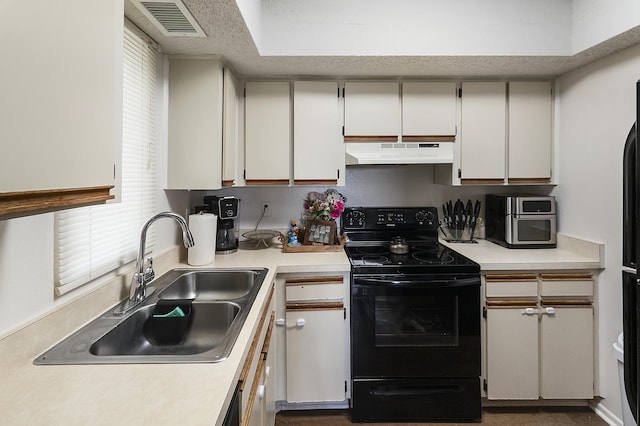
275, 407, 607, 425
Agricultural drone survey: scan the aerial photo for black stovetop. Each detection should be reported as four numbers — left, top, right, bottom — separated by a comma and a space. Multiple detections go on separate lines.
341, 206, 479, 274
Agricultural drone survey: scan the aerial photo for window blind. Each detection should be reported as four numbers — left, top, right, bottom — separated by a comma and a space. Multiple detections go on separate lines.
54, 25, 157, 295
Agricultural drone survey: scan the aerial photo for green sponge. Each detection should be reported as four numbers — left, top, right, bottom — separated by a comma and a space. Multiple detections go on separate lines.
152, 306, 186, 318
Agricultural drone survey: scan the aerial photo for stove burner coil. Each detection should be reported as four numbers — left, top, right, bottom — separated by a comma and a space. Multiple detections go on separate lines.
412, 250, 454, 264
360, 256, 389, 265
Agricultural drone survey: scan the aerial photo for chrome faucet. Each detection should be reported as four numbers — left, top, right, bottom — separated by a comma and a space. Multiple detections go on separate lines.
118, 212, 194, 314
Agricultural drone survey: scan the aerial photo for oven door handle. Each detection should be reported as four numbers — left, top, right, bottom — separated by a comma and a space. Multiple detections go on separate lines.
353, 276, 479, 288
369, 384, 463, 397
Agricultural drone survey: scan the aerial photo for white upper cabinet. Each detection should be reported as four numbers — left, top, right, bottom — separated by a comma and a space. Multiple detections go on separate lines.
402, 82, 457, 140
508, 81, 553, 183
293, 81, 343, 185
245, 82, 291, 185
458, 82, 507, 183
222, 68, 241, 187
167, 59, 223, 190
0, 1, 122, 217
344, 82, 400, 141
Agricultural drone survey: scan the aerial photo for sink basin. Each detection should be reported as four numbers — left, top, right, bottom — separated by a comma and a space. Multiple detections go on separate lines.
90, 301, 239, 357
34, 268, 268, 364
158, 270, 260, 300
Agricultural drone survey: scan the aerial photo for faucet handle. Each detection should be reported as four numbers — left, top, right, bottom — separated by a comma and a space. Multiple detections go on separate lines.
143, 256, 155, 283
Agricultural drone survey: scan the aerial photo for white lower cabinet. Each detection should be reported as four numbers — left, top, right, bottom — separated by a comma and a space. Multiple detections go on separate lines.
539, 305, 593, 399
285, 306, 346, 402
486, 302, 539, 399
484, 273, 594, 401
276, 273, 349, 405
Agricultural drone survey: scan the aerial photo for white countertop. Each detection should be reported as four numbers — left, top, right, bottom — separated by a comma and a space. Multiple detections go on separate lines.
0, 234, 602, 425
440, 234, 604, 271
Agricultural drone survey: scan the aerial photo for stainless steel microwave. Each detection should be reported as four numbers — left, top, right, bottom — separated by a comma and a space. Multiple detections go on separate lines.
485, 194, 557, 248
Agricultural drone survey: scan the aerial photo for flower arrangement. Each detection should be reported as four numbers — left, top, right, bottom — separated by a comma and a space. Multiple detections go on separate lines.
303, 189, 346, 221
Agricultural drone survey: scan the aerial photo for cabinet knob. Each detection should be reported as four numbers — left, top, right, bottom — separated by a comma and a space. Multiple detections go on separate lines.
258, 384, 265, 400
544, 307, 555, 315
276, 318, 286, 326
296, 318, 306, 327
521, 307, 538, 315
265, 366, 271, 378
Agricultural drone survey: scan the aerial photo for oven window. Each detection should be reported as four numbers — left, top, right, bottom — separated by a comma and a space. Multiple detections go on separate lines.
374, 295, 459, 347
517, 220, 551, 241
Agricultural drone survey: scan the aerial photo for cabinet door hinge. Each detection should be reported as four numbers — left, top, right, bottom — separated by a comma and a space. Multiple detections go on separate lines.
337, 169, 340, 179
342, 125, 345, 136
113, 164, 116, 179
243, 170, 246, 180
243, 87, 246, 98
342, 87, 345, 97
344, 307, 347, 320
457, 88, 462, 98
482, 306, 487, 319
345, 380, 348, 393
483, 379, 488, 392
458, 168, 462, 179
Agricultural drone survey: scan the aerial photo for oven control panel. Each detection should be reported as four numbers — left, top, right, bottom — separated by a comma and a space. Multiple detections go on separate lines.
342, 207, 438, 230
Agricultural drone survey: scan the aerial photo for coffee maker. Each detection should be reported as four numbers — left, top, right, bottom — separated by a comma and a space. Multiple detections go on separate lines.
203, 195, 240, 254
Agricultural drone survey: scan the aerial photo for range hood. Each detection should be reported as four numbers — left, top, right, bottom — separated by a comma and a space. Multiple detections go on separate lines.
345, 142, 454, 165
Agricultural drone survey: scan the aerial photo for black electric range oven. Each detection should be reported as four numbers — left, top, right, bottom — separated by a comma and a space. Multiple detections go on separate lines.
342, 207, 481, 423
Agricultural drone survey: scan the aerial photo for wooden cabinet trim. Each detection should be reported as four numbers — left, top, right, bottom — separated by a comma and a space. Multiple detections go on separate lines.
487, 300, 538, 308
286, 302, 344, 311
245, 179, 289, 185
293, 179, 338, 186
239, 283, 274, 390
461, 178, 505, 185
0, 186, 114, 217
241, 356, 266, 426
486, 274, 538, 282
402, 135, 455, 142
261, 312, 275, 357
344, 136, 398, 142
541, 299, 593, 307
540, 273, 593, 281
285, 276, 344, 285
508, 178, 551, 184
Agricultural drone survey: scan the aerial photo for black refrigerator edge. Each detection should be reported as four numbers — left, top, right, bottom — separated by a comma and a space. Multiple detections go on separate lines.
622, 80, 640, 425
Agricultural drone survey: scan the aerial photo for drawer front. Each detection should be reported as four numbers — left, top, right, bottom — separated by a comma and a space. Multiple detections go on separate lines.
285, 275, 344, 302
485, 274, 537, 298
539, 274, 593, 298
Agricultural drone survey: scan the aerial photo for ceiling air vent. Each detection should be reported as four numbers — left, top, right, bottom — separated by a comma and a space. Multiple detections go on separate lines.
132, 0, 206, 37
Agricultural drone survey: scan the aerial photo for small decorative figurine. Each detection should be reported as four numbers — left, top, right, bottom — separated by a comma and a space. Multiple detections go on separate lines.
287, 220, 301, 246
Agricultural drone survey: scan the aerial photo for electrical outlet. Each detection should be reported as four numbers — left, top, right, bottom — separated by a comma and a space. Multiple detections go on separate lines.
262, 202, 272, 217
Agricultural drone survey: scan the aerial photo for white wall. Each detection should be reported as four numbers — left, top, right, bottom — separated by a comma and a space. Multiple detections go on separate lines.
261, 0, 572, 56
555, 42, 640, 420
572, 0, 640, 53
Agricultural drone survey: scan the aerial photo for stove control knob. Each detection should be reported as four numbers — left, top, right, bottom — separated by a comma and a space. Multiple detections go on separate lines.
345, 210, 366, 228
415, 210, 435, 225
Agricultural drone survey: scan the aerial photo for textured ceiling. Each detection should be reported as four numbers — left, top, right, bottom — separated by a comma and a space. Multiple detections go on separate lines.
124, 0, 640, 79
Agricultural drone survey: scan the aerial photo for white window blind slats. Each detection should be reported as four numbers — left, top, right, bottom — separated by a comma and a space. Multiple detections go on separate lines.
54, 26, 157, 295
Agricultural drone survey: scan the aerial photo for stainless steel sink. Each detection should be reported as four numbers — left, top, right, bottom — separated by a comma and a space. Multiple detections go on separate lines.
34, 268, 268, 364
158, 269, 259, 300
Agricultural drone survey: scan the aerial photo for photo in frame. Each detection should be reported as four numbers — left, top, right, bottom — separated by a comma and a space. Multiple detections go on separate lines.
302, 220, 336, 245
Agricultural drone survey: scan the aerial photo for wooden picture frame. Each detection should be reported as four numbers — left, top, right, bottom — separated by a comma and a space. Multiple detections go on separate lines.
303, 220, 336, 245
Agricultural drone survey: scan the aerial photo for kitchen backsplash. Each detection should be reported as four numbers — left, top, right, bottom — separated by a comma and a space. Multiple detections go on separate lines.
191, 165, 553, 230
